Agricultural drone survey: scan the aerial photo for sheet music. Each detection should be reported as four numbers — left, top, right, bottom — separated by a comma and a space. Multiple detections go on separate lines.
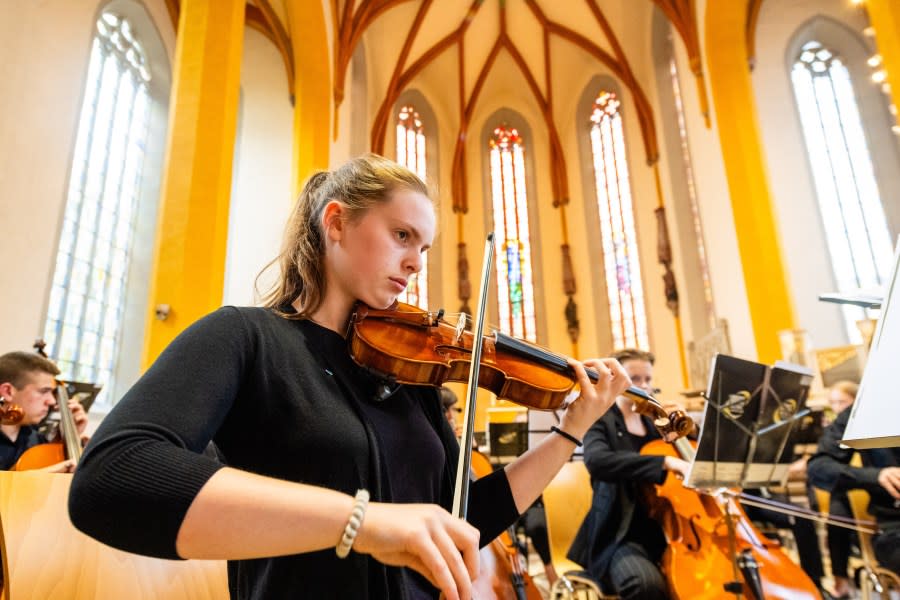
842, 237, 900, 448
688, 355, 766, 488
686, 355, 813, 489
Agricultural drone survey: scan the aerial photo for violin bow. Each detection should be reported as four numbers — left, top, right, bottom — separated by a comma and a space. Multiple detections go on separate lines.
451, 233, 495, 519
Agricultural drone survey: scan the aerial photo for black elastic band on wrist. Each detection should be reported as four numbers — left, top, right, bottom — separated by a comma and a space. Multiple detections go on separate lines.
551, 426, 583, 447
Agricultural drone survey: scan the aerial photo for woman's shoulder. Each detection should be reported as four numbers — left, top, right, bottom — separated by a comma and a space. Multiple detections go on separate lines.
209, 305, 297, 327
179, 306, 296, 344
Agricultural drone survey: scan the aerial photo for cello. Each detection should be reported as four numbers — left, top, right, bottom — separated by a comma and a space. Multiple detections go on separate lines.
12, 380, 83, 470
629, 393, 822, 600
11, 341, 84, 471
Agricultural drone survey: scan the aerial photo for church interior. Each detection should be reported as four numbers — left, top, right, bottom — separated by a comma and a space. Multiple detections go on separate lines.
2, 0, 899, 598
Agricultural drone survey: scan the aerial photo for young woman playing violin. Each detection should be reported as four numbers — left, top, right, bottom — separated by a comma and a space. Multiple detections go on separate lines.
69, 154, 630, 600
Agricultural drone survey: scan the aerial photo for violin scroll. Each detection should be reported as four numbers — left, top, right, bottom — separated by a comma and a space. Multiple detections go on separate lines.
0, 397, 25, 425
623, 387, 694, 442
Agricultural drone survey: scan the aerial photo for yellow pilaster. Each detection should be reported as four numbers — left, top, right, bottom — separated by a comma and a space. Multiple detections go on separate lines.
868, 0, 900, 126
142, 0, 245, 367
286, 1, 331, 196
704, 2, 795, 363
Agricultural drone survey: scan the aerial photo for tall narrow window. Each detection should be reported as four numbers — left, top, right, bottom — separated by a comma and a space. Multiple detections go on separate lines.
589, 90, 649, 350
395, 104, 428, 308
489, 124, 537, 342
791, 41, 893, 341
43, 12, 152, 392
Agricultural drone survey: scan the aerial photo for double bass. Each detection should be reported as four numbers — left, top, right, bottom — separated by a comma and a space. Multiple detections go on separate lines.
628, 392, 822, 600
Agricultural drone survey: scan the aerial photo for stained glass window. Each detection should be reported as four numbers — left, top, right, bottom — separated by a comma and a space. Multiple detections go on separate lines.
589, 91, 649, 350
791, 41, 892, 342
395, 104, 428, 308
43, 12, 152, 394
489, 124, 537, 342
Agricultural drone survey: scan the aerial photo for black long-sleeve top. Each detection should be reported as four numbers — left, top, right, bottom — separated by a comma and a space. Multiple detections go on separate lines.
68, 306, 518, 599
567, 404, 667, 578
807, 407, 900, 531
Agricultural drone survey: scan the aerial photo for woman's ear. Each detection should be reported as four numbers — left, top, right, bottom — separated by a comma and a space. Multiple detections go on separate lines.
321, 200, 345, 242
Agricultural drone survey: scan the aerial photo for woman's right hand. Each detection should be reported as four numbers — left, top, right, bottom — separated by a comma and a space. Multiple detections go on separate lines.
664, 456, 690, 480
353, 502, 480, 600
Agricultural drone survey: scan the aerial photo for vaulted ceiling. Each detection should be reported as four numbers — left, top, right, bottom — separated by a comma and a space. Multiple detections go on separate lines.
162, 1, 748, 214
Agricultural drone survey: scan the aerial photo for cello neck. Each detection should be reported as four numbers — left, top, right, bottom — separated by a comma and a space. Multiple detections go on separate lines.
673, 437, 695, 463
55, 382, 83, 463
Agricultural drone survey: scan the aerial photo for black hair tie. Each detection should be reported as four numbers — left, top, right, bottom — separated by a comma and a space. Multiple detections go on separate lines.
551, 426, 583, 447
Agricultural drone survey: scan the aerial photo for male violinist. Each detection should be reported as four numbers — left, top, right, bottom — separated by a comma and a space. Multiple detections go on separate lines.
0, 351, 88, 472
568, 348, 690, 599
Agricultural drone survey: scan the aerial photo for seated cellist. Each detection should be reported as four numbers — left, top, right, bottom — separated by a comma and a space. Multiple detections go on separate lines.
568, 348, 690, 599
0, 351, 88, 472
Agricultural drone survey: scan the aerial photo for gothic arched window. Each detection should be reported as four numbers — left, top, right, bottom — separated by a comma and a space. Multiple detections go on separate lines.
489, 124, 537, 342
589, 90, 649, 350
395, 104, 428, 308
43, 12, 153, 388
791, 40, 892, 341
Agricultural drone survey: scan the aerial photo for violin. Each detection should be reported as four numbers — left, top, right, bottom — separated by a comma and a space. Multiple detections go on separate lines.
0, 398, 25, 425
633, 398, 821, 600
349, 302, 651, 411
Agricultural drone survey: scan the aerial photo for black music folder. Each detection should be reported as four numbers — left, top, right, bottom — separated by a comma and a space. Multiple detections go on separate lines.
686, 355, 814, 488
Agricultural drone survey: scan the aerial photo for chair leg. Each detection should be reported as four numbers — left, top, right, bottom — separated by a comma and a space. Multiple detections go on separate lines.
549, 572, 619, 599
859, 565, 900, 599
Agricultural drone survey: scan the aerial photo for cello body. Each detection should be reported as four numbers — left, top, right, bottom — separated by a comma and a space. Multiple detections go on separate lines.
640, 439, 821, 600
11, 442, 66, 471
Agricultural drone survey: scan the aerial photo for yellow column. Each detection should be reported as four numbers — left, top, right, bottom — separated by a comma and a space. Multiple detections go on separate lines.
286, 1, 331, 196
143, 0, 245, 366
868, 0, 900, 126
704, 3, 795, 363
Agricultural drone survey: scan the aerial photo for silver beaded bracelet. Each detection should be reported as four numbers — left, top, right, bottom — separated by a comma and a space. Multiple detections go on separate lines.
336, 489, 370, 558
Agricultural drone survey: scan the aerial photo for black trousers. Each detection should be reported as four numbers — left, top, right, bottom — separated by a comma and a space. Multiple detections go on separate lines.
520, 501, 552, 565
603, 542, 668, 600
873, 528, 900, 576
826, 491, 855, 578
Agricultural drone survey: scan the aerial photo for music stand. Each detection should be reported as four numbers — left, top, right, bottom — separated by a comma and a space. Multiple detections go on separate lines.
37, 380, 102, 440
684, 354, 814, 598
687, 355, 813, 490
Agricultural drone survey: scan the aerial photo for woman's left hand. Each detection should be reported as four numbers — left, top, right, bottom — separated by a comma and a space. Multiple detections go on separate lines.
560, 358, 630, 440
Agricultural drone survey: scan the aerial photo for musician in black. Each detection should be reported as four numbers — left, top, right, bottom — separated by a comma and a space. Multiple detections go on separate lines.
568, 348, 690, 599
808, 405, 900, 577
0, 351, 88, 472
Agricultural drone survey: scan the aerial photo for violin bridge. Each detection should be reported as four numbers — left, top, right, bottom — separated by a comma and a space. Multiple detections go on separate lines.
454, 314, 467, 344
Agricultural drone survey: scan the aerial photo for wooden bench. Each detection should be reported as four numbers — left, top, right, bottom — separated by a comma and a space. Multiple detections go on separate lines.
0, 471, 228, 599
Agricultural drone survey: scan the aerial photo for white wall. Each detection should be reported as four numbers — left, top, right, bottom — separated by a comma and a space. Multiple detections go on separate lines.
0, 0, 174, 354
752, 0, 900, 349
223, 28, 294, 306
